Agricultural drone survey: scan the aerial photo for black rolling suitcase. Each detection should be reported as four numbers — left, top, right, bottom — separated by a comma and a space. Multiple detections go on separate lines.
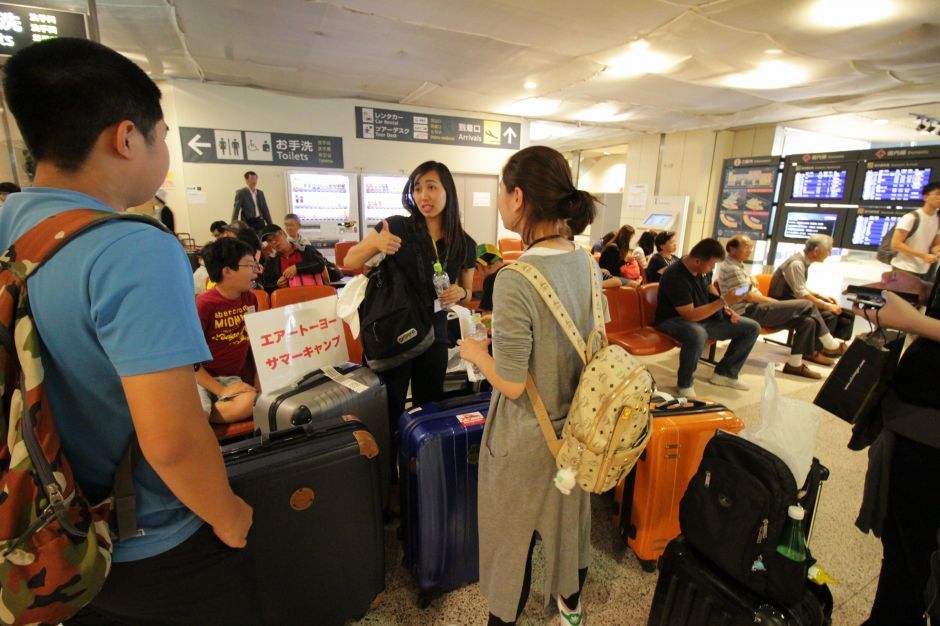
223, 416, 384, 626
252, 363, 390, 505
649, 537, 833, 626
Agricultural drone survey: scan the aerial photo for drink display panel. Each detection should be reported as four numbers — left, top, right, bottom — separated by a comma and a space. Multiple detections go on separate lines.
288, 173, 353, 223
362, 175, 409, 226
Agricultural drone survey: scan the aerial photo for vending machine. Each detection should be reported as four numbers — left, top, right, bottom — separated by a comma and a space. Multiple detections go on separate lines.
361, 174, 410, 234
286, 171, 359, 262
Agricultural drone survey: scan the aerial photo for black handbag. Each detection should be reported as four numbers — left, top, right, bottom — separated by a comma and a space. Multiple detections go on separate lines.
812, 329, 905, 436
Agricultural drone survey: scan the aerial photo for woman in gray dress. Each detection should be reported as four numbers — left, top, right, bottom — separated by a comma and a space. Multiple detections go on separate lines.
459, 145, 601, 625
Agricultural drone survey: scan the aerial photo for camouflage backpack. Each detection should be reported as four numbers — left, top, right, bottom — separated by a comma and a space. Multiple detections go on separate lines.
0, 209, 150, 625
504, 249, 653, 494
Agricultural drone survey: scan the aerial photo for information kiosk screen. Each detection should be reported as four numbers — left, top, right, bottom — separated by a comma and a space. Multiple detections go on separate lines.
791, 169, 848, 201
779, 209, 844, 244
841, 208, 905, 250
861, 165, 934, 203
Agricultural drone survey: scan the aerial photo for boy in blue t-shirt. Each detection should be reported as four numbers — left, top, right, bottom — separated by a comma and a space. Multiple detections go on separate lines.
0, 38, 260, 624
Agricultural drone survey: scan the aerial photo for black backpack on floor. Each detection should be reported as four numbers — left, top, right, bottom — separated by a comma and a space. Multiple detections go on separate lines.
679, 430, 811, 607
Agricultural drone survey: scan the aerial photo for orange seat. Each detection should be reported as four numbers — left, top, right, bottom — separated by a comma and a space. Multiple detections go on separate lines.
270, 285, 338, 308
498, 238, 523, 253
212, 419, 256, 442
334, 241, 363, 276
467, 268, 485, 311
754, 274, 772, 297
605, 286, 678, 356
251, 289, 270, 311
502, 250, 524, 261
270, 285, 363, 364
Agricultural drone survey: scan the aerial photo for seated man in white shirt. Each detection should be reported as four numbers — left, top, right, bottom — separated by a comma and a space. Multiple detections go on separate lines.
718, 235, 840, 380
889, 181, 940, 279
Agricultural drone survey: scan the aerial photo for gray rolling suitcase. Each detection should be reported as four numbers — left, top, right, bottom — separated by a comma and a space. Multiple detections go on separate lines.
253, 362, 390, 503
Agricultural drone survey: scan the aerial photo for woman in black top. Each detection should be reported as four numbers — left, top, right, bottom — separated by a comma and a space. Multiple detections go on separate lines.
598, 224, 641, 286
345, 161, 477, 426
645, 230, 679, 284
854, 290, 940, 626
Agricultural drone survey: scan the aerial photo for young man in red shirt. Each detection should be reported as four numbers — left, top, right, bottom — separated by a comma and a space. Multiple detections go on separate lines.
196, 238, 260, 423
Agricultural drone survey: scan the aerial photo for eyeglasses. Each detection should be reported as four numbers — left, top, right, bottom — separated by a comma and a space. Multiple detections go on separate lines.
238, 263, 262, 271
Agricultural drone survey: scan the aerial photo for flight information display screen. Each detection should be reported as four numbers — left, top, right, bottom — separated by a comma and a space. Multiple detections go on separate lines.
783, 212, 839, 240
861, 166, 933, 202
791, 170, 847, 200
850, 212, 902, 247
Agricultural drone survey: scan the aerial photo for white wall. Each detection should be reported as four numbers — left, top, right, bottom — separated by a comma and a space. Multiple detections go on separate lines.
159, 80, 522, 240
620, 126, 777, 254
577, 154, 626, 193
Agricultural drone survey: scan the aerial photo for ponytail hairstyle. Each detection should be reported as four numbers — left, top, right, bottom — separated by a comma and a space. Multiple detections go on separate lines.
402, 160, 469, 267
613, 224, 635, 259
500, 145, 597, 245
637, 231, 656, 256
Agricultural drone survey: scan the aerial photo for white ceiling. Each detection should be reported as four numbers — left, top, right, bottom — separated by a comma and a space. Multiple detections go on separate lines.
36, 0, 940, 150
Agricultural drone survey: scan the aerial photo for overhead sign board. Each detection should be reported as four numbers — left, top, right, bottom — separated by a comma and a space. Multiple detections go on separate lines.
0, 4, 88, 56
355, 106, 521, 150
179, 127, 344, 168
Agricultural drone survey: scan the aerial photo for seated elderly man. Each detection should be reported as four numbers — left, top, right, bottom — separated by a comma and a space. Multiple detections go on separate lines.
768, 234, 853, 356
259, 224, 341, 292
717, 234, 845, 380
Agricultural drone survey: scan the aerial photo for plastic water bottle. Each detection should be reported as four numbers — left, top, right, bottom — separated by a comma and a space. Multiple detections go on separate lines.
775, 505, 808, 562
432, 262, 451, 309
467, 313, 487, 382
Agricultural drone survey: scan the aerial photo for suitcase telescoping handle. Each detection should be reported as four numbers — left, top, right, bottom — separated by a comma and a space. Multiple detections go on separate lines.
260, 414, 354, 445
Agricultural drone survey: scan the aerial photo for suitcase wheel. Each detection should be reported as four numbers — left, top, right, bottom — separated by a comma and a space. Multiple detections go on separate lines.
417, 593, 432, 609
639, 558, 658, 573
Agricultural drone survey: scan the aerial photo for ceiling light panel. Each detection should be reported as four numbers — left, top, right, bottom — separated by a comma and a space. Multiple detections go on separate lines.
805, 0, 897, 29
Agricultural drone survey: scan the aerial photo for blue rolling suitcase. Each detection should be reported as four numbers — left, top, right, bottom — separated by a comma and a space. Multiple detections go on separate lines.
399, 391, 491, 607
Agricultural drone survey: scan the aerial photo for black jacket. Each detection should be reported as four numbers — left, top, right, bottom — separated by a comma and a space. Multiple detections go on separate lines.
261, 245, 341, 292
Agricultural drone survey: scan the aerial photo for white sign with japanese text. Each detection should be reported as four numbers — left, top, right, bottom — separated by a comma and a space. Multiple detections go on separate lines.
244, 296, 349, 392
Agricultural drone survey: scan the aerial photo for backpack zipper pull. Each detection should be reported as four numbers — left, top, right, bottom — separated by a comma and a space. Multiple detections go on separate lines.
704, 470, 711, 488
757, 518, 769, 544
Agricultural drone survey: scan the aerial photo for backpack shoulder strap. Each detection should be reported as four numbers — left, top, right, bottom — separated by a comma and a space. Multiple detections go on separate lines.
910, 211, 920, 237
3, 209, 169, 280
502, 249, 605, 364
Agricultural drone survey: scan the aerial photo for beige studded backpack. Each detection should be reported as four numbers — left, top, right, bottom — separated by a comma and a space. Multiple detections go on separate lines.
504, 249, 653, 494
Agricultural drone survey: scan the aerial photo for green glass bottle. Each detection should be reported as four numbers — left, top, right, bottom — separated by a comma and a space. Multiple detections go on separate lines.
775, 505, 808, 562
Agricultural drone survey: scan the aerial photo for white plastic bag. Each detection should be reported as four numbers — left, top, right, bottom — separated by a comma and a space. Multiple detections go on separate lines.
739, 363, 821, 486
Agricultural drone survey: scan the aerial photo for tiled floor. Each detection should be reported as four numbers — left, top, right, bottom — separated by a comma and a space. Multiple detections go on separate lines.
354, 328, 883, 625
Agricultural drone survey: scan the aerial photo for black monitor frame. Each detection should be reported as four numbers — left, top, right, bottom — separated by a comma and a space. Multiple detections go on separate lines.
839, 206, 910, 251
853, 158, 939, 207
773, 205, 847, 246
783, 162, 857, 204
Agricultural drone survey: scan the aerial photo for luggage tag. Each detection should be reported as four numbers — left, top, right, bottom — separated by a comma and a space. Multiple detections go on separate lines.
322, 365, 370, 394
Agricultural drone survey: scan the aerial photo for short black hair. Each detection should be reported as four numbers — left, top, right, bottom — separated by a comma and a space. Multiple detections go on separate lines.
244, 171, 257, 180
3, 38, 163, 172
209, 220, 228, 234
689, 238, 725, 261
0, 182, 21, 194
654, 230, 675, 252
201, 238, 254, 283
284, 213, 300, 222
924, 181, 940, 197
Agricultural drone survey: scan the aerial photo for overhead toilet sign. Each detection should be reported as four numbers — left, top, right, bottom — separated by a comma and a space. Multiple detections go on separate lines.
179, 126, 344, 168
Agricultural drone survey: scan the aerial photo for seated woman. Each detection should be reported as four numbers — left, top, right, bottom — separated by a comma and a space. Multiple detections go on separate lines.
645, 230, 679, 284
598, 224, 642, 287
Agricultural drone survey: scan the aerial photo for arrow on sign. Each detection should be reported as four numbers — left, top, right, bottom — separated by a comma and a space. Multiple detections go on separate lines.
503, 127, 517, 143
187, 134, 212, 156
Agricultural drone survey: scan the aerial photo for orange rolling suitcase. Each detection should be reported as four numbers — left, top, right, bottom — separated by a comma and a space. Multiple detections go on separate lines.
613, 395, 745, 570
